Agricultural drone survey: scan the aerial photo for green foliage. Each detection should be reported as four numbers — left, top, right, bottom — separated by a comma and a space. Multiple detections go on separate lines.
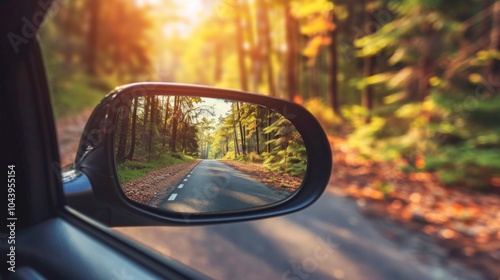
117, 152, 194, 184
40, 32, 104, 117
223, 151, 237, 160
48, 73, 104, 118
245, 152, 263, 163
421, 95, 500, 189
341, 0, 500, 190
347, 93, 500, 189
263, 116, 307, 176
425, 145, 500, 189
304, 98, 342, 134
210, 103, 306, 177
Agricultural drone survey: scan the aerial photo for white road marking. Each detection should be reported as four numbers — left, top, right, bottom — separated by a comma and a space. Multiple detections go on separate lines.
183, 179, 188, 181
168, 193, 178, 201
178, 184, 184, 189
187, 175, 191, 177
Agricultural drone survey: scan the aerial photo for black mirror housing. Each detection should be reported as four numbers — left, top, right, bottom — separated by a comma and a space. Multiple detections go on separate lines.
69, 83, 331, 226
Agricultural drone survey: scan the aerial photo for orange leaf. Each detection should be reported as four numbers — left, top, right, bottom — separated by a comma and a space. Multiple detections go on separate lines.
293, 95, 303, 105
415, 157, 426, 169
491, 177, 500, 187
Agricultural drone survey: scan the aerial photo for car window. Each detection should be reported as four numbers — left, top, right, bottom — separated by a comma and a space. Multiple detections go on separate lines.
40, 0, 499, 279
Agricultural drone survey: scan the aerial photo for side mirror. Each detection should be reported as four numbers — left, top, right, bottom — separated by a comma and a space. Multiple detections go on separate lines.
69, 83, 331, 226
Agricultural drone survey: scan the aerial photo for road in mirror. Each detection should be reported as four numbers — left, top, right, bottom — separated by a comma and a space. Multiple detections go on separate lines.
114, 95, 306, 213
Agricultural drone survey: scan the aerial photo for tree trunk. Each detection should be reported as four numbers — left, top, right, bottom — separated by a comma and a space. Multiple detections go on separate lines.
255, 118, 260, 154
116, 107, 130, 164
257, 0, 276, 96
242, 0, 261, 91
346, 0, 355, 43
170, 97, 179, 152
329, 10, 339, 115
235, 0, 249, 91
266, 109, 271, 153
148, 96, 156, 158
232, 104, 241, 156
143, 96, 150, 132
489, 0, 500, 82
362, 1, 375, 121
285, 2, 299, 101
236, 103, 246, 155
233, 127, 240, 156
181, 130, 187, 153
126, 97, 138, 160
418, 24, 432, 101
86, 0, 99, 76
162, 96, 170, 147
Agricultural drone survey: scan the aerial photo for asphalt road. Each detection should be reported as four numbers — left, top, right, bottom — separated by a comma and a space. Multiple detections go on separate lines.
159, 160, 290, 213
117, 189, 480, 280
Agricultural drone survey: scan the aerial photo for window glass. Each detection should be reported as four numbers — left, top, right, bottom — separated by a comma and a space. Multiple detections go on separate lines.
39, 0, 497, 279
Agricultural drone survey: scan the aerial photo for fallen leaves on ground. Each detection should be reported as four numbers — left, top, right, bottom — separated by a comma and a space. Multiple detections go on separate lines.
122, 160, 200, 206
328, 136, 500, 278
220, 160, 303, 193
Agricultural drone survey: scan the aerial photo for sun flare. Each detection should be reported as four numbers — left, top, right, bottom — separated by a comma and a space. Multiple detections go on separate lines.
136, 0, 207, 37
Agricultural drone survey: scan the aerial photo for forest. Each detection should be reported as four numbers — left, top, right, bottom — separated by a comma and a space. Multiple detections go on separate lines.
113, 96, 307, 182
40, 0, 500, 191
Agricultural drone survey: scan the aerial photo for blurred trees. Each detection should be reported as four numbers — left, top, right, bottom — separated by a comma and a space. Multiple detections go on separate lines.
350, 0, 500, 190
211, 102, 307, 176
41, 0, 500, 190
49, 0, 155, 80
113, 96, 306, 176
115, 96, 209, 164
40, 0, 157, 117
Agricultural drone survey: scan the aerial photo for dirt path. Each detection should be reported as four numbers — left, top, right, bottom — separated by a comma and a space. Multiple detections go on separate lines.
56, 109, 93, 167
120, 160, 201, 206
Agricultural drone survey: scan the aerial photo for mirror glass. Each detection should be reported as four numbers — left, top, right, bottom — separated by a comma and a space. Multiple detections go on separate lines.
114, 96, 306, 213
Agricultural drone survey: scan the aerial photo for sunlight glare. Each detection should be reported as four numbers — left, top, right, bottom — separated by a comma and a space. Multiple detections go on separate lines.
176, 0, 204, 20
135, 0, 161, 7
163, 0, 206, 37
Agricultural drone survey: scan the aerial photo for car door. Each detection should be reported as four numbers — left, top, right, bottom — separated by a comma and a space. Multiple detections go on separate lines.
0, 2, 208, 279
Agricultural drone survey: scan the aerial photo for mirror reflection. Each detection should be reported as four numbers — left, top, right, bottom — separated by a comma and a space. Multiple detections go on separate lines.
114, 96, 306, 213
